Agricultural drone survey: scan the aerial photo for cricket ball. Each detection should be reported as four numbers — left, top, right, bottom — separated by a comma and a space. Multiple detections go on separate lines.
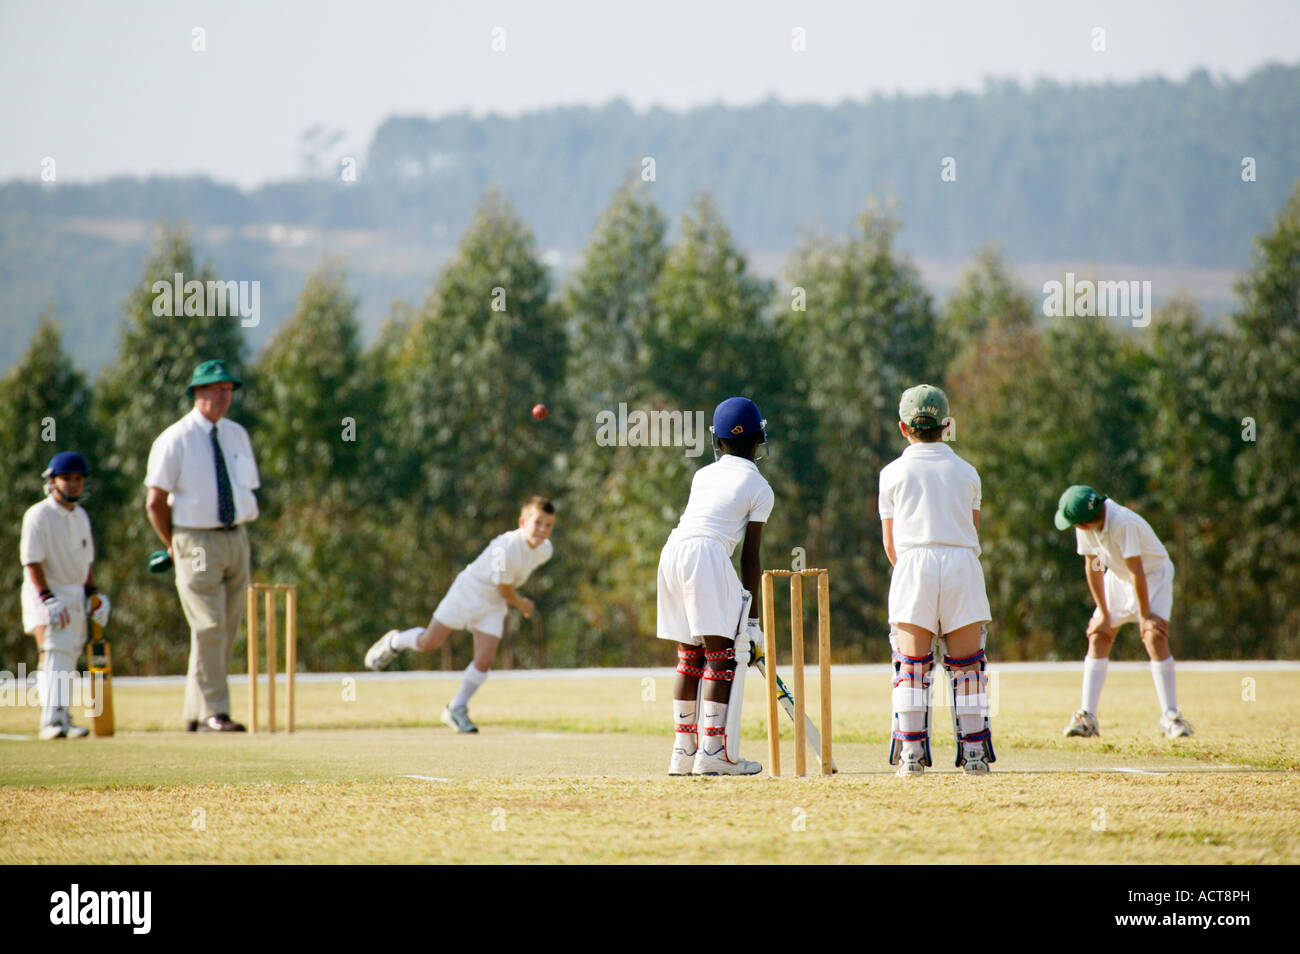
532, 403, 548, 420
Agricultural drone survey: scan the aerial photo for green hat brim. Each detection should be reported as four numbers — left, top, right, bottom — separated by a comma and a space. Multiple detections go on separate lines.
1054, 508, 1074, 531
187, 373, 242, 396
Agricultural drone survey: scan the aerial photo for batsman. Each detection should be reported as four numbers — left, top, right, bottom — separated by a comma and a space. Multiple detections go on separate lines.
19, 452, 112, 739
656, 398, 773, 776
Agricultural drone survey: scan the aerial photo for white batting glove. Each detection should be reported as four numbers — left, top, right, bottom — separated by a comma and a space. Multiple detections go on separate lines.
42, 593, 71, 629
744, 619, 765, 661
89, 594, 111, 627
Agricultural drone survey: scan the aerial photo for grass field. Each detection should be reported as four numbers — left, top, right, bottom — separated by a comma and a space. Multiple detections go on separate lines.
1, 665, 1296, 864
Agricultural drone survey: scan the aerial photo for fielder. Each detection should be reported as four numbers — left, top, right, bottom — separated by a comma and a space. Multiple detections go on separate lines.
879, 385, 994, 777
1054, 485, 1192, 739
658, 397, 772, 776
20, 452, 111, 739
364, 497, 555, 732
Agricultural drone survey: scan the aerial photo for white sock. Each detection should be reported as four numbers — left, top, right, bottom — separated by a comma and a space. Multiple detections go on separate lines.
1151, 656, 1178, 713
391, 627, 424, 651
673, 700, 698, 754
700, 700, 727, 756
1082, 657, 1108, 715
450, 662, 489, 709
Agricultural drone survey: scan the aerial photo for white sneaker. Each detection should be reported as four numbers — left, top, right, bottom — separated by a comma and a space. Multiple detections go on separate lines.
364, 630, 400, 671
896, 751, 925, 777
1160, 709, 1194, 739
962, 758, 990, 775
39, 723, 66, 740
1064, 709, 1100, 737
668, 745, 697, 776
441, 704, 478, 733
64, 722, 90, 739
692, 748, 762, 776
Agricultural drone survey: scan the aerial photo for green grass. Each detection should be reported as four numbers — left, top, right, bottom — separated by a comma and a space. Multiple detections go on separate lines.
0, 669, 1295, 863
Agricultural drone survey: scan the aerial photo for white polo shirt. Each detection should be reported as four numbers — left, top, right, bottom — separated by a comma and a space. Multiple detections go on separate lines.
463, 528, 554, 591
145, 407, 260, 528
668, 455, 774, 556
878, 442, 982, 555
20, 496, 94, 586
1075, 499, 1172, 583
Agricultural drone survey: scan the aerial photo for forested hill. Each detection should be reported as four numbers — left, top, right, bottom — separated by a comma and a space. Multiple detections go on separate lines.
1, 63, 1296, 374
365, 64, 1299, 265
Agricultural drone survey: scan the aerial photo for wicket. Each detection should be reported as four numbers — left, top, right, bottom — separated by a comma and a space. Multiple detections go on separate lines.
246, 583, 297, 733
762, 569, 832, 777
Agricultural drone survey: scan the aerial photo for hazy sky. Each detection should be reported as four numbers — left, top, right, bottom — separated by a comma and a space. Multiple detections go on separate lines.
3, 0, 1298, 187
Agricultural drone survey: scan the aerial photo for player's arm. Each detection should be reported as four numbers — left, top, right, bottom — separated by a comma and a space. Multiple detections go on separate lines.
881, 518, 897, 567
972, 510, 980, 532
145, 486, 173, 553
25, 561, 71, 629
1124, 555, 1167, 637
497, 583, 534, 619
740, 521, 763, 619
25, 562, 51, 594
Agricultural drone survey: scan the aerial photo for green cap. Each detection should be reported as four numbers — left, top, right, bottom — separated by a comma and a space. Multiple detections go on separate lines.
187, 360, 242, 396
1054, 485, 1107, 530
899, 384, 949, 428
149, 549, 174, 573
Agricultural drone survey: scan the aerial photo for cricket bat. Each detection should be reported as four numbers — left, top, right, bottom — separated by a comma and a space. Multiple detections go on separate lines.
86, 600, 115, 737
753, 647, 837, 773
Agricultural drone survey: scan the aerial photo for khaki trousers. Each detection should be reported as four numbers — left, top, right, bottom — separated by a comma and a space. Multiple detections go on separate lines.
173, 525, 251, 721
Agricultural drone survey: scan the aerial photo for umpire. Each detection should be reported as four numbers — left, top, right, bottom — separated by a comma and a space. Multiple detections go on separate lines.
145, 360, 260, 732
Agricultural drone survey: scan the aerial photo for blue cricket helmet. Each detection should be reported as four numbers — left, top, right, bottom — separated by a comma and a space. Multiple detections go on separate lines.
43, 451, 90, 478
712, 397, 766, 440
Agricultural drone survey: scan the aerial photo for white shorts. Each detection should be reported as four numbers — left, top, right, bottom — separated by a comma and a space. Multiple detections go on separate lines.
1090, 563, 1174, 627
888, 545, 991, 634
656, 535, 745, 646
431, 573, 508, 638
21, 581, 88, 650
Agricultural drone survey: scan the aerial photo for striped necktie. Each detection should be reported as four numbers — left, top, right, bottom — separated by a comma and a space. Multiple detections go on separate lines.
211, 426, 235, 528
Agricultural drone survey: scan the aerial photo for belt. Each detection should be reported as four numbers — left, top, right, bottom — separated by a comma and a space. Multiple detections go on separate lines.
175, 524, 243, 532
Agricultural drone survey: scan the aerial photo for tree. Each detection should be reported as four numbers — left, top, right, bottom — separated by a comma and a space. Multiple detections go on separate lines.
91, 225, 250, 674
1228, 182, 1300, 656
0, 315, 96, 668
779, 205, 942, 656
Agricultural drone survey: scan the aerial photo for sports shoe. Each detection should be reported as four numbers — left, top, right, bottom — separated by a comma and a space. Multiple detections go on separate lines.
39, 722, 66, 740
364, 629, 401, 671
668, 745, 697, 776
895, 750, 925, 777
962, 757, 990, 775
692, 748, 762, 776
1064, 709, 1100, 738
441, 704, 478, 733
200, 713, 247, 732
63, 722, 90, 739
1160, 709, 1194, 739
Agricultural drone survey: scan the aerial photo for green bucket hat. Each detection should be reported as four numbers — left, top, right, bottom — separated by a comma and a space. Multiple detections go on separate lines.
899, 384, 949, 428
187, 360, 242, 396
1054, 485, 1107, 530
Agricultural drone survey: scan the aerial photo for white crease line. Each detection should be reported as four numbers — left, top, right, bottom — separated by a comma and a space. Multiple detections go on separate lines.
1112, 767, 1169, 776
401, 774, 453, 782
0, 733, 33, 741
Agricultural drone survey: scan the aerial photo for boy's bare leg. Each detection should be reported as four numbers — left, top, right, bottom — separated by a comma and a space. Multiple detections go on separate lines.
417, 620, 454, 653
1140, 617, 1184, 728
670, 641, 705, 773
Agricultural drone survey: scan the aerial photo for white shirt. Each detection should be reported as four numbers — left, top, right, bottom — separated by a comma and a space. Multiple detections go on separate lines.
669, 456, 775, 556
20, 496, 94, 586
1075, 499, 1172, 583
462, 528, 554, 591
145, 407, 260, 527
878, 442, 982, 554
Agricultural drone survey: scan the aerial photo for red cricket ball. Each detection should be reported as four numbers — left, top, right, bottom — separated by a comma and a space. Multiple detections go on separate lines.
532, 404, 548, 420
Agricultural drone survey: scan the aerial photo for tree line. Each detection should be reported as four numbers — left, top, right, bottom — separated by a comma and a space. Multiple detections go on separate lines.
2, 181, 1298, 674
